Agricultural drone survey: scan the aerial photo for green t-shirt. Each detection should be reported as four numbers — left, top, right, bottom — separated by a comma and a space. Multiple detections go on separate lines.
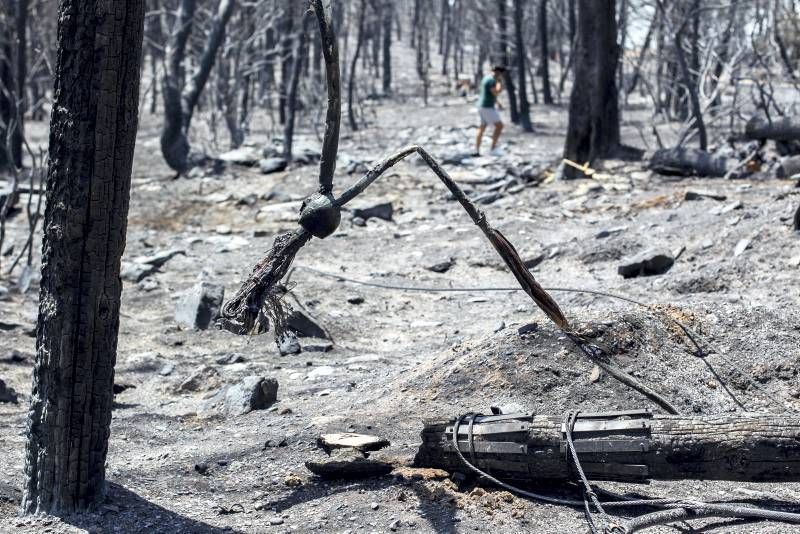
478, 75, 497, 108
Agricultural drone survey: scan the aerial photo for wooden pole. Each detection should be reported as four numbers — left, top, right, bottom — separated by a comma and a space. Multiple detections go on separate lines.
416, 410, 800, 483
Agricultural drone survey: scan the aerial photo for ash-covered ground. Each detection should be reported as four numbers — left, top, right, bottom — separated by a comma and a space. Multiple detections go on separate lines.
2, 44, 800, 534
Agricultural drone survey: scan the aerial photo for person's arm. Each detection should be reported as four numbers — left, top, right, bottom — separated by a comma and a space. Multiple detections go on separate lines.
491, 80, 503, 96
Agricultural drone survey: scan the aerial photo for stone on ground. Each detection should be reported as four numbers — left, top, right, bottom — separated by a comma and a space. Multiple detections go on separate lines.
175, 282, 225, 330
223, 376, 278, 416
351, 202, 394, 222
259, 157, 288, 174
317, 433, 390, 453
305, 448, 394, 479
286, 311, 328, 339
177, 365, 222, 393
0, 378, 18, 404
618, 249, 675, 278
218, 146, 261, 166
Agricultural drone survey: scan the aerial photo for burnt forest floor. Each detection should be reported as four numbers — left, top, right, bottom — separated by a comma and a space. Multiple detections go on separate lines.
2, 44, 800, 534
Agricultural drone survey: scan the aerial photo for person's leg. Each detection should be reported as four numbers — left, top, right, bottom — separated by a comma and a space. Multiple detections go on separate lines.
475, 123, 487, 154
491, 121, 504, 150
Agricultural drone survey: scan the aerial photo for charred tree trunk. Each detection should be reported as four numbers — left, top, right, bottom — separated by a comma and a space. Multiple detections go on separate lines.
673, 0, 707, 151
538, 0, 553, 105
160, 0, 196, 173
417, 412, 800, 483
348, 0, 367, 131
497, 0, 519, 123
21, 0, 145, 514
160, 0, 236, 173
381, 0, 392, 94
563, 0, 620, 178
278, 4, 295, 125
513, 0, 533, 131
0, 18, 12, 169
11, 0, 27, 167
284, 19, 307, 161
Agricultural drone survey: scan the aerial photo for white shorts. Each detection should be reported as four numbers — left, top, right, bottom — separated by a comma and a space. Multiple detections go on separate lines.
479, 107, 502, 126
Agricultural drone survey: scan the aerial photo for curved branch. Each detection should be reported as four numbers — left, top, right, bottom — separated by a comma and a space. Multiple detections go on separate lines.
311, 0, 341, 194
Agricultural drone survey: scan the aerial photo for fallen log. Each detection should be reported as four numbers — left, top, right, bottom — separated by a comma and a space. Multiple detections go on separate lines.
416, 410, 800, 483
746, 115, 800, 142
647, 147, 730, 178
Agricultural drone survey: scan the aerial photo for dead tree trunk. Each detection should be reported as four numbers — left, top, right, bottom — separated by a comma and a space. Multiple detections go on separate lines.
381, 0, 392, 94
11, 0, 27, 168
497, 0, 519, 124
538, 0, 553, 105
0, 14, 13, 169
160, 0, 236, 173
348, 0, 367, 131
513, 0, 533, 131
21, 0, 145, 514
284, 19, 307, 161
563, 0, 620, 178
417, 411, 800, 483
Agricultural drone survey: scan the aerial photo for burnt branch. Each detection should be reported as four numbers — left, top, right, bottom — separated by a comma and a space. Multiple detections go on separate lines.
311, 0, 340, 195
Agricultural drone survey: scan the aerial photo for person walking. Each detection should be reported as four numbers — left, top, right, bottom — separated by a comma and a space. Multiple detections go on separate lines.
474, 65, 506, 157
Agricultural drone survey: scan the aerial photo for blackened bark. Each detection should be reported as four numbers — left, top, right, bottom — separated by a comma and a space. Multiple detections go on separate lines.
538, 0, 553, 105
0, 21, 12, 169
284, 19, 308, 160
497, 0, 519, 123
182, 0, 236, 129
160, 0, 235, 172
381, 0, 392, 93
348, 0, 367, 131
22, 0, 145, 514
513, 0, 533, 131
278, 3, 295, 125
160, 0, 196, 172
12, 0, 27, 167
563, 0, 620, 178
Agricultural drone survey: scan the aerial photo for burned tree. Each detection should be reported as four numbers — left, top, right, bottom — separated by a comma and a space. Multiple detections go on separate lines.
22, 0, 145, 514
496, 0, 519, 124
563, 0, 620, 179
380, 0, 392, 93
513, 0, 533, 131
537, 0, 553, 105
160, 0, 237, 173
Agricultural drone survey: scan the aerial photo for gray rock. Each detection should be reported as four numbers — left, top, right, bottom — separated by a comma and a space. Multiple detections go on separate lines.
351, 202, 393, 222
216, 353, 246, 365
286, 311, 329, 339
351, 216, 366, 227
175, 282, 225, 330
305, 448, 393, 479
0, 378, 18, 404
441, 151, 474, 166
158, 363, 175, 376
278, 333, 302, 355
427, 259, 454, 273
684, 190, 727, 201
293, 147, 322, 165
177, 365, 221, 393
224, 376, 278, 416
121, 261, 159, 283
218, 146, 261, 166
317, 433, 390, 453
618, 249, 675, 278
595, 226, 627, 239
302, 341, 333, 353
132, 248, 185, 269
259, 157, 288, 174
